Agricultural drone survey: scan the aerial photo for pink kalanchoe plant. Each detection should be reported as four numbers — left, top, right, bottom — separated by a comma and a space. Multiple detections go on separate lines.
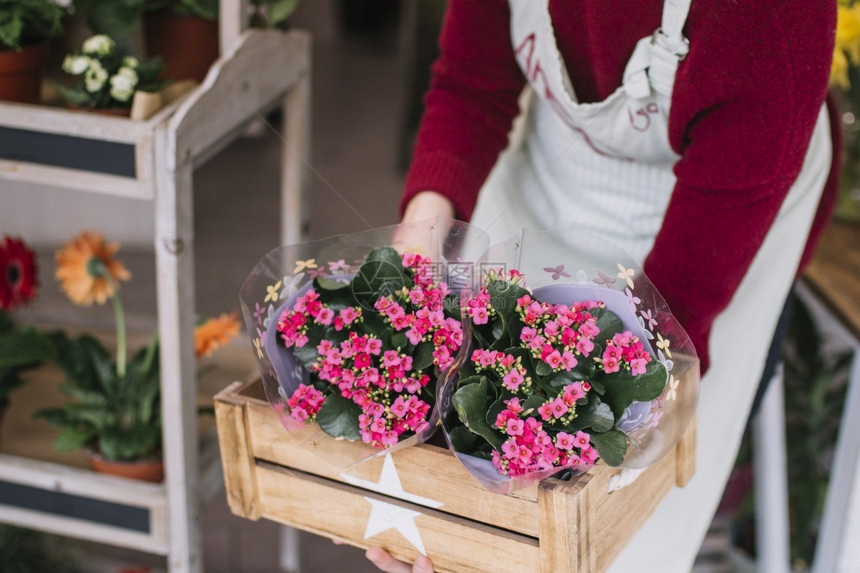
446, 268, 667, 480
275, 247, 464, 449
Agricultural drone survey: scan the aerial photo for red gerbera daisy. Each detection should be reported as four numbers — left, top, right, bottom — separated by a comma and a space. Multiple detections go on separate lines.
0, 236, 39, 311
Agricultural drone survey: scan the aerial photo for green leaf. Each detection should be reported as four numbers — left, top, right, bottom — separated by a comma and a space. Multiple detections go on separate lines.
314, 277, 355, 310
292, 343, 318, 371
414, 342, 435, 371
485, 399, 506, 429
99, 425, 160, 461
54, 428, 95, 452
589, 429, 629, 467
521, 393, 546, 415
448, 425, 481, 454
535, 361, 552, 377
391, 332, 407, 350
351, 247, 408, 304
316, 394, 362, 441
601, 361, 668, 419
592, 308, 625, 349
265, 0, 301, 25
576, 398, 615, 433
0, 327, 57, 369
452, 378, 503, 449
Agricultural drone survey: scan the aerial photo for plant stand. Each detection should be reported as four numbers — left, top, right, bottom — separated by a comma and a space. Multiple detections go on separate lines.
0, 5, 311, 571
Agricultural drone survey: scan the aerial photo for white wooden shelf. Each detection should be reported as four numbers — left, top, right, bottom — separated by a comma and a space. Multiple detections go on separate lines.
0, 5, 311, 571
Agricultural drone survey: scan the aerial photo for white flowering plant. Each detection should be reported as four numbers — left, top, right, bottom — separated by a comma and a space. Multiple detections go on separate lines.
56, 34, 166, 111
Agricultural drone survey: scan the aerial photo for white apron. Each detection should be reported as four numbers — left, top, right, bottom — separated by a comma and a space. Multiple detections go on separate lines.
469, 0, 832, 570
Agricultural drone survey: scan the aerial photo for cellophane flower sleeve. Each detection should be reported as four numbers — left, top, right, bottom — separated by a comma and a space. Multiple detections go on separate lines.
438, 228, 700, 494
239, 217, 489, 469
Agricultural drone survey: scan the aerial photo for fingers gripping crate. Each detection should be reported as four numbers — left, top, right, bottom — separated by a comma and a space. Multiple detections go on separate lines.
215, 378, 696, 573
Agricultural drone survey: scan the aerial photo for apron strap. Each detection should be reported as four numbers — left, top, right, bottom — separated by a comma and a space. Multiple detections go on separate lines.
661, 0, 693, 41
623, 0, 691, 99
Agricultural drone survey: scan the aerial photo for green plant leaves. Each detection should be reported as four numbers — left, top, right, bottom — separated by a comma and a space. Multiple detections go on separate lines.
576, 398, 615, 433
589, 429, 629, 467
316, 394, 362, 441
601, 360, 668, 419
452, 377, 503, 450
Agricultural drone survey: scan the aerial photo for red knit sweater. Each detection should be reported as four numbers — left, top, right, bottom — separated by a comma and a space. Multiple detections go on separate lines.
401, 0, 840, 373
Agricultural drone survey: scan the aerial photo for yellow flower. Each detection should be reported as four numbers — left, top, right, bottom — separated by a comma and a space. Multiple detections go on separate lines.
55, 231, 131, 306
833, 3, 860, 87
833, 48, 851, 90
195, 312, 240, 358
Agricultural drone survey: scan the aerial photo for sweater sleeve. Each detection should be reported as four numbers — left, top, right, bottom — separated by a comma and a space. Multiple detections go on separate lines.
644, 1, 836, 373
400, 0, 526, 220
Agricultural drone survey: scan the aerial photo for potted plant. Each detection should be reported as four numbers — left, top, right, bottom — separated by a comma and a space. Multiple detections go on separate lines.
0, 0, 67, 103
0, 236, 58, 446
33, 231, 239, 482
74, 0, 300, 82
55, 34, 165, 115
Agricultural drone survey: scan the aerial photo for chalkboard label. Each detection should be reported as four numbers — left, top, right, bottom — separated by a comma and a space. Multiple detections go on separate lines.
0, 126, 136, 178
0, 479, 150, 533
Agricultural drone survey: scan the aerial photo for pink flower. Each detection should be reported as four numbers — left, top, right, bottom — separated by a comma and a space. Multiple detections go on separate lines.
472, 307, 489, 325
520, 327, 537, 343
382, 350, 401, 368
339, 307, 360, 325
563, 382, 586, 404
381, 431, 399, 446
602, 357, 620, 374
574, 431, 591, 449
556, 432, 575, 450
549, 398, 569, 418
538, 402, 554, 421
391, 397, 409, 418
366, 338, 382, 355
544, 350, 563, 370
503, 368, 525, 391
560, 351, 578, 371
630, 357, 648, 376
506, 418, 525, 436
506, 398, 524, 415
576, 337, 594, 356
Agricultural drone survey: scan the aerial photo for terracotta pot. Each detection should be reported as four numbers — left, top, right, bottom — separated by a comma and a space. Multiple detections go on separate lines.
84, 446, 165, 483
144, 11, 219, 83
0, 42, 49, 104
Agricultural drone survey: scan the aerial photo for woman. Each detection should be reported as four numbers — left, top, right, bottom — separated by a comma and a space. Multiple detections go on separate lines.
371, 0, 839, 570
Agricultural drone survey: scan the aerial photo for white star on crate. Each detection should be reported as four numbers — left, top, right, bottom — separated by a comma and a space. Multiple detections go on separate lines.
341, 454, 444, 555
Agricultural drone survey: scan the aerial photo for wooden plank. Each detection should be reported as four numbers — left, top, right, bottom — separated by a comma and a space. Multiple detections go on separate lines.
220, 0, 248, 56
0, 100, 165, 144
675, 415, 697, 487
0, 159, 152, 199
0, 453, 168, 553
0, 454, 165, 506
539, 475, 596, 573
214, 383, 262, 520
243, 393, 542, 537
255, 461, 541, 573
803, 220, 860, 341
587, 450, 678, 572
167, 30, 310, 174
0, 505, 168, 555
154, 122, 202, 573
281, 56, 312, 245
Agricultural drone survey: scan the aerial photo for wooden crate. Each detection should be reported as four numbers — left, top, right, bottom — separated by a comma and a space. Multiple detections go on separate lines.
215, 378, 696, 573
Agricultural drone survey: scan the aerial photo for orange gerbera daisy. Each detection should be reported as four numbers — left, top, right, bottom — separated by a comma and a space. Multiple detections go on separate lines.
195, 312, 240, 358
55, 231, 131, 306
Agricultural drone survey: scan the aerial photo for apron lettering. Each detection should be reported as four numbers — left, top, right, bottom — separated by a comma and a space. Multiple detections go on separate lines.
628, 102, 660, 132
